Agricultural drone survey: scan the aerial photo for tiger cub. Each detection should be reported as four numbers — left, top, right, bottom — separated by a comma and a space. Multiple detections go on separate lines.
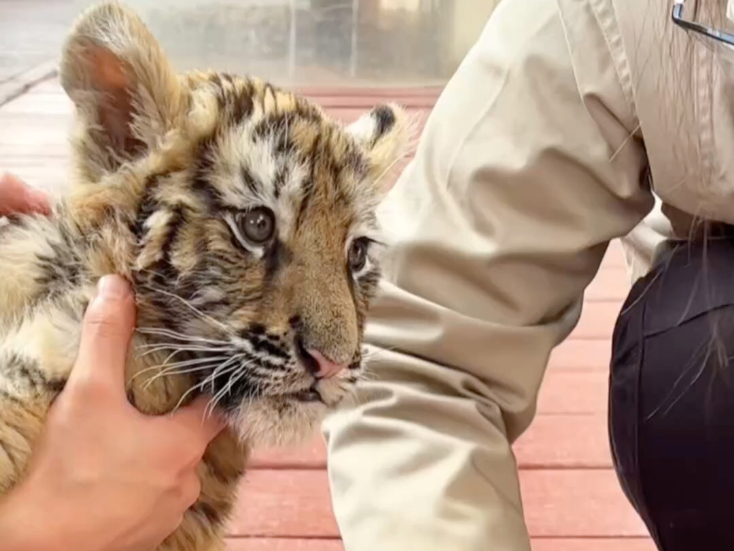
0, 1, 410, 549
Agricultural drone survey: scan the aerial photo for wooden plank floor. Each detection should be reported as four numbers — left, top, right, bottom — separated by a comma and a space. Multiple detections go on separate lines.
0, 77, 655, 551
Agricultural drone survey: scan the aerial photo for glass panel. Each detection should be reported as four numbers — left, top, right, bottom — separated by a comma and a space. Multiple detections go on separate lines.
56, 0, 500, 87
0, 1, 78, 83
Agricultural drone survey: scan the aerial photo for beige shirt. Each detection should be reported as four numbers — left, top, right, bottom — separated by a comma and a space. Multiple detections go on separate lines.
322, 0, 732, 549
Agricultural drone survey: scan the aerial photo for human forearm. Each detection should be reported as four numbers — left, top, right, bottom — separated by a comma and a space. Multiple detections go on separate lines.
324, 0, 653, 548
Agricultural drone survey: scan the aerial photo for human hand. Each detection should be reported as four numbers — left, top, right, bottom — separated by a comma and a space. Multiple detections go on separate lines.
0, 275, 226, 551
0, 172, 51, 216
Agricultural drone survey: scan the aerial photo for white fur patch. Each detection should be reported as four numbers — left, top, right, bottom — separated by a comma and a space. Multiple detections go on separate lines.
346, 112, 378, 145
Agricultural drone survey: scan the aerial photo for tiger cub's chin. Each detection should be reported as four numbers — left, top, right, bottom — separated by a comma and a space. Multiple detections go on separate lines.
226, 375, 359, 449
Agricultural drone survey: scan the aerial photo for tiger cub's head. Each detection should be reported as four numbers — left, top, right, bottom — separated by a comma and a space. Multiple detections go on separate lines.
59, 1, 411, 446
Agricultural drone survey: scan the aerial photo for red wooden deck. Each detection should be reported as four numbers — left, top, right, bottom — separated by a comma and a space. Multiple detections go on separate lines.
0, 76, 655, 550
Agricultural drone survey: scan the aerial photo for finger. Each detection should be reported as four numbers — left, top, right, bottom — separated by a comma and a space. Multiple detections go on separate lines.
0, 173, 51, 216
68, 275, 137, 398
169, 395, 227, 446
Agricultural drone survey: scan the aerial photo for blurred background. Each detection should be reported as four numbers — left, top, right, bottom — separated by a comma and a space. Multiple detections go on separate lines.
1, 0, 500, 90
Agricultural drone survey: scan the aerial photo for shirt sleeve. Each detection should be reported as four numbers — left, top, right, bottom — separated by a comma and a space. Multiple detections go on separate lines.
322, 1, 654, 549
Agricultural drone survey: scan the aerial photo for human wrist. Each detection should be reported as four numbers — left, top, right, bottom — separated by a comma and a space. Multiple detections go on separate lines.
0, 482, 72, 551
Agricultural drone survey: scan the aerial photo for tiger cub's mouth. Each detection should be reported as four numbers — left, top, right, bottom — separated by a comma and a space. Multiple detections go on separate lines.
219, 346, 362, 448
134, 319, 363, 448
287, 386, 323, 404
177, 340, 362, 413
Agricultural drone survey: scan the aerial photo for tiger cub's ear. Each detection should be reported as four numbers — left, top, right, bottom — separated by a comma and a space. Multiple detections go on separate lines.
59, 1, 185, 182
346, 103, 412, 195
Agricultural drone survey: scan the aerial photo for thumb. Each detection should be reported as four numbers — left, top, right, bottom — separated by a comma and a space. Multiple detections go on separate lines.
168, 395, 227, 448
0, 172, 51, 216
68, 275, 137, 399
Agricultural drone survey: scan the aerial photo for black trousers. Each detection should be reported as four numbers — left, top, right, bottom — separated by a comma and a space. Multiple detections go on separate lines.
610, 230, 734, 550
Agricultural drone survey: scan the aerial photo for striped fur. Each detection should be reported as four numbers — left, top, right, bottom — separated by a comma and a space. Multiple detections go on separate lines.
0, 2, 410, 549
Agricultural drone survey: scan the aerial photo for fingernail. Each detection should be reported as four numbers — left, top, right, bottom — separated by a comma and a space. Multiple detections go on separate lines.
29, 189, 51, 213
98, 275, 130, 299
30, 188, 49, 201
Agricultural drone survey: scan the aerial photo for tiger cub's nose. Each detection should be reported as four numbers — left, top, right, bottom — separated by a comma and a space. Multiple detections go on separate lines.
305, 348, 348, 378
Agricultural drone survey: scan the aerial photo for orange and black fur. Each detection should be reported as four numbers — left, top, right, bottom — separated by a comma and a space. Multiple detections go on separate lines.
0, 2, 410, 549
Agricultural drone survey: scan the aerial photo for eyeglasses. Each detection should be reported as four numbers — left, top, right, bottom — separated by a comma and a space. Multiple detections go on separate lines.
672, 0, 734, 55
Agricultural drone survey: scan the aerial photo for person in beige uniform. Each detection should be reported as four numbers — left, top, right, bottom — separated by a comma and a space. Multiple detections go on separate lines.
323, 1, 734, 550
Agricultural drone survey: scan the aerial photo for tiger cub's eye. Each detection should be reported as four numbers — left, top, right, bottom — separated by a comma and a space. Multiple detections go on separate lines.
238, 207, 275, 244
348, 239, 368, 272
